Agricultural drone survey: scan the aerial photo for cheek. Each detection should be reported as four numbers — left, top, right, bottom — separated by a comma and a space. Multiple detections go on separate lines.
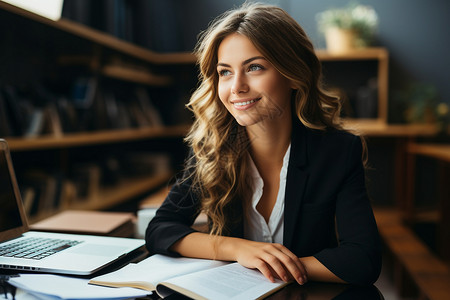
218, 82, 230, 105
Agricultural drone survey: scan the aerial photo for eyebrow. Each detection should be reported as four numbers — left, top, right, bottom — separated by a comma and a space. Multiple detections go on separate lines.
217, 56, 266, 68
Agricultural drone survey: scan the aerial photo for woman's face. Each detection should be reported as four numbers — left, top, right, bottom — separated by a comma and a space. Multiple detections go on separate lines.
217, 33, 294, 128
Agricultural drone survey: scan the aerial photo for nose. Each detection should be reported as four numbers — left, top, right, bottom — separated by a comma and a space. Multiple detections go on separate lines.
231, 73, 249, 94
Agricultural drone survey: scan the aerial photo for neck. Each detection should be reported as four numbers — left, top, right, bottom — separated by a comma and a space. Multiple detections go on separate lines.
246, 114, 292, 170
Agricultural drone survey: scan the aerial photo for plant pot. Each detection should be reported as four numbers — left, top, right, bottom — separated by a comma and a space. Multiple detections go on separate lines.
325, 27, 357, 54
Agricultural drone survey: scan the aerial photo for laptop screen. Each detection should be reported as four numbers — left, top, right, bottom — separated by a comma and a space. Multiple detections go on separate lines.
0, 140, 28, 242
0, 149, 23, 232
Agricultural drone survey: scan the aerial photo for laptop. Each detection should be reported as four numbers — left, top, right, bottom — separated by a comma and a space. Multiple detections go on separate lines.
0, 139, 145, 275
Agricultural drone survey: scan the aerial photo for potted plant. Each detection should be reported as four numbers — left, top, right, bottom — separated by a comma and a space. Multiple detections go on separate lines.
316, 2, 378, 53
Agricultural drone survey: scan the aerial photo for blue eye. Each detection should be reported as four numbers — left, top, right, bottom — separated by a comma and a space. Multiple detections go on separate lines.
248, 64, 264, 72
218, 69, 231, 76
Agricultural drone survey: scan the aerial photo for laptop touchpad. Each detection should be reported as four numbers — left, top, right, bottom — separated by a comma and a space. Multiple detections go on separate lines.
71, 244, 128, 256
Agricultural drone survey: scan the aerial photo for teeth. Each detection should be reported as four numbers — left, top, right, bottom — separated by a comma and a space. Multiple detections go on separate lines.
235, 99, 257, 106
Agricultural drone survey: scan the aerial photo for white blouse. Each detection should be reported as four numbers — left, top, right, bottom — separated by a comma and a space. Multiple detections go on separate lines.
244, 144, 291, 244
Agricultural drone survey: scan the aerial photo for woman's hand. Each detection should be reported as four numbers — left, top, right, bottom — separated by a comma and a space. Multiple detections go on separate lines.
172, 232, 343, 285
229, 239, 308, 285
172, 232, 307, 284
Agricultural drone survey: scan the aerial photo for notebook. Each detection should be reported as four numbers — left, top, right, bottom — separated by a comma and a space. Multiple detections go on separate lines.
0, 139, 145, 275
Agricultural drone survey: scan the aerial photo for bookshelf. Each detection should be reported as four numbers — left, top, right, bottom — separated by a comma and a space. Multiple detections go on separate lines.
0, 1, 195, 222
1, 2, 430, 225
0, 1, 195, 65
317, 47, 389, 125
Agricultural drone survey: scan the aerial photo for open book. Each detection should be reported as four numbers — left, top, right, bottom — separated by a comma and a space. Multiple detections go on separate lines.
89, 254, 289, 300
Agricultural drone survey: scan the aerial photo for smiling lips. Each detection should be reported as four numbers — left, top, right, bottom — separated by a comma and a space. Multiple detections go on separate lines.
232, 97, 261, 109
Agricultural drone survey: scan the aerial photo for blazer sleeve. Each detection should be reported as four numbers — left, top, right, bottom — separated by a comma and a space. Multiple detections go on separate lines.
145, 168, 201, 256
314, 136, 382, 285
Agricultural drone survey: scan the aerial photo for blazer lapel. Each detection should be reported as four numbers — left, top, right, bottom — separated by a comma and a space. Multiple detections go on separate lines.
284, 120, 309, 249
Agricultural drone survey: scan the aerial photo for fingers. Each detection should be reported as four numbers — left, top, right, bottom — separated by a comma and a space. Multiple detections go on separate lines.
257, 243, 308, 285
274, 244, 308, 284
254, 259, 276, 283
234, 239, 307, 285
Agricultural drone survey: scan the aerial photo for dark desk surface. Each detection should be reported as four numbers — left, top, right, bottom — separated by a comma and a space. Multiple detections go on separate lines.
266, 282, 383, 300
147, 282, 383, 300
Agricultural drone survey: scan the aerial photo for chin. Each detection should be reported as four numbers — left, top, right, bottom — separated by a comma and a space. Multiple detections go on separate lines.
232, 115, 261, 127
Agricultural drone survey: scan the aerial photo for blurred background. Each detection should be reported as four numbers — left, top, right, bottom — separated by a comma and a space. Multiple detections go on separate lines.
1, 1, 449, 299
61, 0, 450, 119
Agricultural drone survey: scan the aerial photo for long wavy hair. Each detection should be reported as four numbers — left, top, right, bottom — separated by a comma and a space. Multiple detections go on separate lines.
184, 3, 344, 237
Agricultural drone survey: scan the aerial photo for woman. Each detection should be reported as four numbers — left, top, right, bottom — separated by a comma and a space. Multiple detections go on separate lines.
146, 2, 381, 286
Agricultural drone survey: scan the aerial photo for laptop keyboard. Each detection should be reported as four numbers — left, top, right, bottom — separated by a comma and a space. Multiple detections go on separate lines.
0, 237, 83, 260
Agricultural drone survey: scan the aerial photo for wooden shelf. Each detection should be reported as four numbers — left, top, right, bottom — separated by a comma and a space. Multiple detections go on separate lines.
407, 143, 450, 162
343, 121, 439, 137
73, 172, 172, 211
5, 125, 190, 151
315, 47, 388, 61
0, 1, 196, 65
29, 172, 172, 223
101, 64, 172, 86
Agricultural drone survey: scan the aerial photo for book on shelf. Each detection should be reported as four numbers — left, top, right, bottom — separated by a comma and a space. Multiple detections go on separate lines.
55, 96, 78, 133
44, 103, 64, 137
20, 169, 60, 216
71, 163, 101, 200
23, 104, 64, 138
89, 254, 289, 300
102, 89, 131, 130
1, 78, 170, 138
19, 169, 76, 217
134, 87, 163, 127
24, 108, 45, 137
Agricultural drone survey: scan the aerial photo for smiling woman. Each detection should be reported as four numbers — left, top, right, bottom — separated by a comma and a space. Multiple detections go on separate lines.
146, 2, 381, 287
217, 33, 294, 130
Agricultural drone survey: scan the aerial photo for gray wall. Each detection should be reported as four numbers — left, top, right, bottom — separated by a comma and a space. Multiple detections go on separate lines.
148, 0, 450, 118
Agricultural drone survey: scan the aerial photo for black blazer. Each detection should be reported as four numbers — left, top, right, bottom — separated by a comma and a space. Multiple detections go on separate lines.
146, 118, 382, 285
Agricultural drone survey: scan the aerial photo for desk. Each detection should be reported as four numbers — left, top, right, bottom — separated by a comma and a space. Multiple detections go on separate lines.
267, 282, 383, 299
4, 258, 384, 300
7, 283, 384, 300
406, 143, 450, 262
145, 282, 384, 300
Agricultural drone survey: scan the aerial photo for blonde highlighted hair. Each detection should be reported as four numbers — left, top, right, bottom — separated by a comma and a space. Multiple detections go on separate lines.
184, 2, 343, 236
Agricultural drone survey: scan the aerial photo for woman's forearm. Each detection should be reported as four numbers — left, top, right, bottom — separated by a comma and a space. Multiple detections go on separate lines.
170, 231, 239, 261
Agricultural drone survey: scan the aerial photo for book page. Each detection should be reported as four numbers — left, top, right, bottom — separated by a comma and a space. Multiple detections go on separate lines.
9, 274, 149, 299
157, 262, 288, 300
89, 254, 227, 291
